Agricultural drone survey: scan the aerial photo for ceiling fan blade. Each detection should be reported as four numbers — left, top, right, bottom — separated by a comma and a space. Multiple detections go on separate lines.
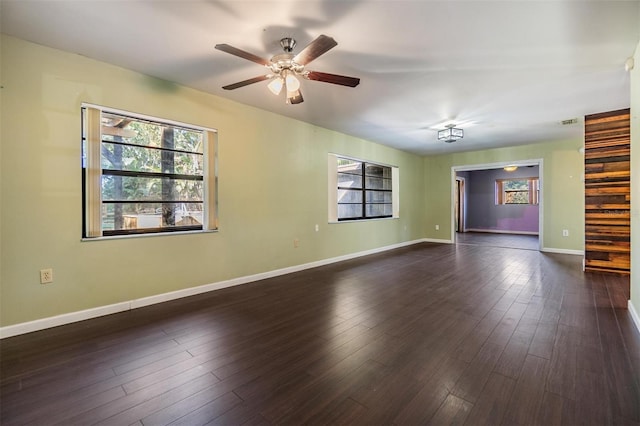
222, 75, 270, 90
293, 35, 337, 66
305, 71, 360, 87
286, 89, 304, 105
215, 44, 270, 66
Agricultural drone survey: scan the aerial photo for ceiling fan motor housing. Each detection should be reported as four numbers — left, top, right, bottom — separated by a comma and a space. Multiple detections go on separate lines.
280, 37, 296, 53
270, 53, 304, 75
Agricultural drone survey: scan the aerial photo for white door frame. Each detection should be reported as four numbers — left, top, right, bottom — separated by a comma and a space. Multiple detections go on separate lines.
455, 176, 466, 233
451, 159, 544, 251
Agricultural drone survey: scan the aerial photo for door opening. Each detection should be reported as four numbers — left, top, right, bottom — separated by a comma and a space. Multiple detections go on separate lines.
455, 177, 465, 233
452, 161, 543, 251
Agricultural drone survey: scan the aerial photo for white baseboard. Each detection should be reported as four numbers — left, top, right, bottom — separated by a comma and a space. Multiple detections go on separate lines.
466, 228, 539, 236
629, 300, 640, 334
0, 238, 427, 339
423, 238, 453, 244
0, 302, 132, 340
541, 247, 584, 256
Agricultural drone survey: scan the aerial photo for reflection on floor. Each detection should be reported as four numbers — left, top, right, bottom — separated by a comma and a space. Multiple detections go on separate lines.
456, 231, 539, 251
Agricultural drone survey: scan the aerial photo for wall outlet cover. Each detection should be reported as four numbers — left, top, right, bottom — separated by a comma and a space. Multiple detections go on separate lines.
40, 268, 53, 284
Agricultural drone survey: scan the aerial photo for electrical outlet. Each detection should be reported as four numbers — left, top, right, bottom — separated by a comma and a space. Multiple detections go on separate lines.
562, 229, 569, 237
435, 225, 440, 230
315, 224, 319, 232
40, 268, 53, 284
294, 238, 300, 248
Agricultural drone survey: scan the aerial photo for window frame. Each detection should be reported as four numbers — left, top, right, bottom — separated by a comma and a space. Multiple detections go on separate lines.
495, 177, 539, 205
81, 104, 218, 239
328, 154, 399, 222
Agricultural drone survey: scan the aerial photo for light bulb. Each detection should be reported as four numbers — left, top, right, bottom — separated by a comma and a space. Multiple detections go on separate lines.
285, 71, 300, 92
267, 77, 284, 95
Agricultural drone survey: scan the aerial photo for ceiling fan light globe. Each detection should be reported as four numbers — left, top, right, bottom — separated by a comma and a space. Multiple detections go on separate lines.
267, 77, 284, 95
286, 89, 304, 105
285, 72, 300, 92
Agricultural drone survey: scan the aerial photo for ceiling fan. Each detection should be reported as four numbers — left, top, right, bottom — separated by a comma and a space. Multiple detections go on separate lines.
215, 35, 360, 105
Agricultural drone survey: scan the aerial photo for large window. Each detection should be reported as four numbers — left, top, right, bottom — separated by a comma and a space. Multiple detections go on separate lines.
496, 178, 539, 205
82, 105, 217, 238
329, 155, 399, 221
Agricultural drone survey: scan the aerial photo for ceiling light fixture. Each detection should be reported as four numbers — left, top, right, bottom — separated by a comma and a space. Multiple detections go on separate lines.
285, 89, 304, 105
267, 77, 284, 95
284, 70, 300, 92
438, 124, 464, 143
504, 165, 518, 172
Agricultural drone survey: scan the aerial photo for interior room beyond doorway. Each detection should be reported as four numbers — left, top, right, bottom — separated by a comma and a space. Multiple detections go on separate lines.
454, 162, 541, 251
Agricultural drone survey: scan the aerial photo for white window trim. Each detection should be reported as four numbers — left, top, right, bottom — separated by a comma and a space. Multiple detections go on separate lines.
82, 103, 218, 239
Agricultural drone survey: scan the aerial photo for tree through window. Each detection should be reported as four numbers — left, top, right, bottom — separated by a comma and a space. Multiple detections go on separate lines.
496, 178, 539, 205
82, 106, 218, 237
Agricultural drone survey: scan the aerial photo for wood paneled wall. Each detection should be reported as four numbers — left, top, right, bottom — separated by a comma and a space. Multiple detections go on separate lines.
584, 108, 631, 274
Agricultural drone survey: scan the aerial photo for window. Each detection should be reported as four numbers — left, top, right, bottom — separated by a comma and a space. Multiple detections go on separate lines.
82, 105, 217, 237
496, 178, 539, 205
328, 155, 399, 221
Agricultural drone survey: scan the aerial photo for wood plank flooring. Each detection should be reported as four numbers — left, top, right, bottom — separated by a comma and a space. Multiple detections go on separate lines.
1, 242, 639, 425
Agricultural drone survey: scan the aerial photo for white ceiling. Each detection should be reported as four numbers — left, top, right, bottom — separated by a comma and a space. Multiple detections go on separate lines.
2, 1, 639, 155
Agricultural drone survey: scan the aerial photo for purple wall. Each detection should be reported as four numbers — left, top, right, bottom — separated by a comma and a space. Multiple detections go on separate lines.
459, 166, 539, 234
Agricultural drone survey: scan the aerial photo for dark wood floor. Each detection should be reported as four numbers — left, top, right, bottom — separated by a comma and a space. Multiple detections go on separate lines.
2, 242, 639, 425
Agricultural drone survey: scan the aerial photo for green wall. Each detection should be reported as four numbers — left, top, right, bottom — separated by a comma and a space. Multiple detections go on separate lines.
0, 35, 424, 327
423, 139, 585, 252
0, 34, 622, 330
631, 39, 640, 314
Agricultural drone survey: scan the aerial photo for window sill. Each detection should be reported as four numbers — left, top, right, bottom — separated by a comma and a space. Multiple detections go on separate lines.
329, 216, 399, 224
81, 229, 218, 242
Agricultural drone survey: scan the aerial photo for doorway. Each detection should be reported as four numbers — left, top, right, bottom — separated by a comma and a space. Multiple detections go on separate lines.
452, 160, 543, 251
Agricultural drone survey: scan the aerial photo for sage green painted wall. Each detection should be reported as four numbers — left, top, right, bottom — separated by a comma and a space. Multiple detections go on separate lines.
423, 139, 585, 252
630, 39, 640, 312
0, 35, 425, 326
1, 33, 628, 330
